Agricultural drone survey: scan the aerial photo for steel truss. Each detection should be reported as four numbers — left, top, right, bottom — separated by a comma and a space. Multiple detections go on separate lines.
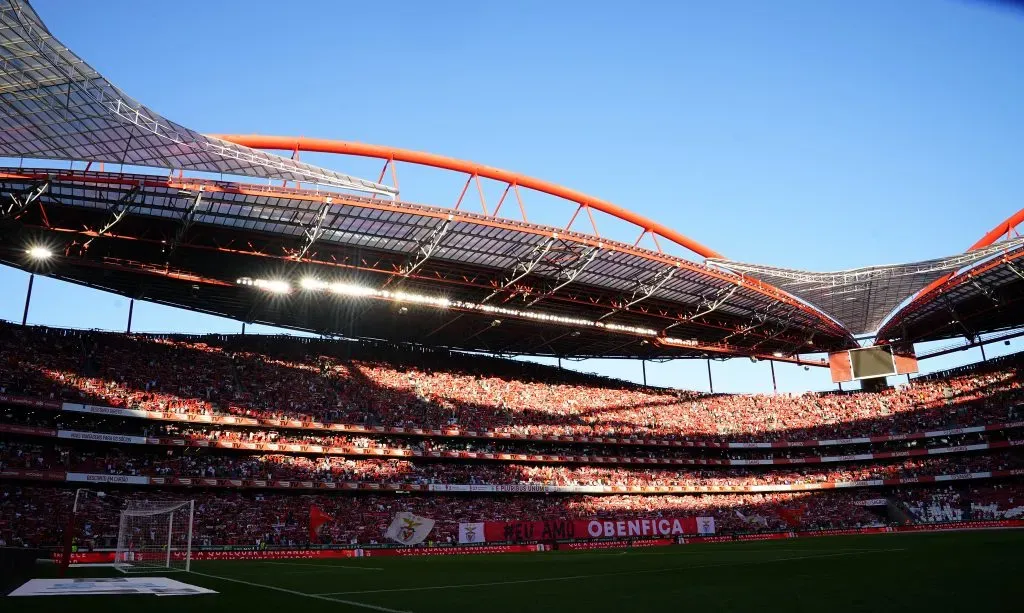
0, 1, 394, 195
1, 178, 48, 220
167, 187, 204, 258
598, 263, 678, 321
1006, 260, 1024, 282
971, 279, 1000, 307
394, 215, 453, 280
294, 197, 333, 261
664, 285, 739, 333
481, 235, 557, 303
525, 244, 601, 307
84, 184, 141, 247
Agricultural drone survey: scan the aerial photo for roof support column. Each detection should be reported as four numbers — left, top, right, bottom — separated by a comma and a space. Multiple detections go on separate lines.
21, 273, 34, 326
706, 358, 714, 394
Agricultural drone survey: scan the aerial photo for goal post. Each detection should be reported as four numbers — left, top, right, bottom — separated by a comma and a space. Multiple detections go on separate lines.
115, 500, 195, 573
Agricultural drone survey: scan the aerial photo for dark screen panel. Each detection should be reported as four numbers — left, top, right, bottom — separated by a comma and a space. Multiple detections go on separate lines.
850, 346, 895, 379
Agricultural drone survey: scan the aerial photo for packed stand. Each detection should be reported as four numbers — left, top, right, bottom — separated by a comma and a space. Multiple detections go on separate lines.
3, 406, 1016, 466
2, 439, 1021, 489
1, 324, 1023, 445
3, 483, 1022, 550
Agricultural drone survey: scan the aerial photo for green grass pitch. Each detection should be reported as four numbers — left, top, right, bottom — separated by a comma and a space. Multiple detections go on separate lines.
4, 531, 1020, 612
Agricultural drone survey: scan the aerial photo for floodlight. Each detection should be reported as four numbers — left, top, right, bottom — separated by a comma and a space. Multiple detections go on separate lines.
254, 279, 291, 294
300, 277, 327, 290
26, 246, 53, 260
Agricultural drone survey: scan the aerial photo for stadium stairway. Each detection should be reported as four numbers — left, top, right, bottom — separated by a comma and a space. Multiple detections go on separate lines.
886, 499, 915, 525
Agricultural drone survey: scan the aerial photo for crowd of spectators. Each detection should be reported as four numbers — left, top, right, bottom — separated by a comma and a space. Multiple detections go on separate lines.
896, 483, 1024, 523
3, 483, 1022, 549
3, 407, 1012, 465
3, 439, 1021, 489
1, 323, 1022, 445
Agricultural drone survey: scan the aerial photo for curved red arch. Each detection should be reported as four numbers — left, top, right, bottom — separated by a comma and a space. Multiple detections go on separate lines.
212, 135, 725, 261
967, 208, 1024, 252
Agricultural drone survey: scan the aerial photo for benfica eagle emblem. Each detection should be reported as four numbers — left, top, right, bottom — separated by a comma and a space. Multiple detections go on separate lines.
398, 516, 423, 543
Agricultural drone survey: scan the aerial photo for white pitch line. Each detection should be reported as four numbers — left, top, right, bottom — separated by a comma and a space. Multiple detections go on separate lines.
262, 561, 385, 571
317, 549, 895, 596
187, 569, 411, 613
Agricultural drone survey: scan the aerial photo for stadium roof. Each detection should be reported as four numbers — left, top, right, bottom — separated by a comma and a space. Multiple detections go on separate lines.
0, 0, 394, 197
6, 0, 1022, 361
709, 238, 1024, 337
876, 209, 1024, 345
0, 165, 852, 360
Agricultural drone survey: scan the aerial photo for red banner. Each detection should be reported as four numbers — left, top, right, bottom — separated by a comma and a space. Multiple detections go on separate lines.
484, 517, 703, 542
53, 519, 1024, 565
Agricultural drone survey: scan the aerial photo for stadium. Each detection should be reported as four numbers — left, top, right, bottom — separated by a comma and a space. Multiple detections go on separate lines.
1, 0, 1022, 611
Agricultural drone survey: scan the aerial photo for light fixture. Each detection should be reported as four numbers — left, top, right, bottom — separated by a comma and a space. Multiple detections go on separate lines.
300, 277, 327, 290
253, 279, 291, 294
26, 246, 53, 260
773, 351, 784, 358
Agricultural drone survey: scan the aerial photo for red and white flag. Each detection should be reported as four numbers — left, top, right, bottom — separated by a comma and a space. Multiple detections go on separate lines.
309, 505, 334, 543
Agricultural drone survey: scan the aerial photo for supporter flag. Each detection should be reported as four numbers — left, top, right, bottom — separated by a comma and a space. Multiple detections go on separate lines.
458, 522, 486, 544
309, 505, 334, 543
384, 512, 435, 546
777, 505, 807, 528
696, 516, 716, 535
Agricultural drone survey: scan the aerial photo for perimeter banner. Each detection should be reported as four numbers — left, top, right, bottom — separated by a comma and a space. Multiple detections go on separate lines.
478, 517, 714, 543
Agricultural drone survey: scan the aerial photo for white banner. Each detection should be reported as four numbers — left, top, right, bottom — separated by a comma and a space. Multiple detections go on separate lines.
855, 498, 889, 507
458, 522, 486, 544
696, 516, 716, 535
62, 403, 149, 419
58, 430, 146, 445
66, 472, 149, 485
384, 512, 436, 546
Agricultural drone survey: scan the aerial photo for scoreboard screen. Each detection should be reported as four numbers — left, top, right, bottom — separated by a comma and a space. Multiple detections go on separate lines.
829, 344, 918, 383
849, 346, 896, 379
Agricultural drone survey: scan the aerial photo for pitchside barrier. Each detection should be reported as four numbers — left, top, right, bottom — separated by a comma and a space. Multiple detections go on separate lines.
52, 519, 1024, 565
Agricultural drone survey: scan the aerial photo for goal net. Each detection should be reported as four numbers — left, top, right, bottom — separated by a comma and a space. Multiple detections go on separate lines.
115, 500, 195, 573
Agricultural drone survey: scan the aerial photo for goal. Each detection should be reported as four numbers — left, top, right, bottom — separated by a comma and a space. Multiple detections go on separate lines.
114, 500, 195, 573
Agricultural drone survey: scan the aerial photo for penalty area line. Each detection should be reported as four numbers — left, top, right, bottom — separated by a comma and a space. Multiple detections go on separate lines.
317, 549, 892, 596
187, 569, 411, 613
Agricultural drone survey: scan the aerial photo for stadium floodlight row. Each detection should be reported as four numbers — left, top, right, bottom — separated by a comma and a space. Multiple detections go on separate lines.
1, 0, 1022, 364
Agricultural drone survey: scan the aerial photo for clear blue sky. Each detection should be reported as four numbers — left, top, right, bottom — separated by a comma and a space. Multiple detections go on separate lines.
2, 0, 1023, 392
